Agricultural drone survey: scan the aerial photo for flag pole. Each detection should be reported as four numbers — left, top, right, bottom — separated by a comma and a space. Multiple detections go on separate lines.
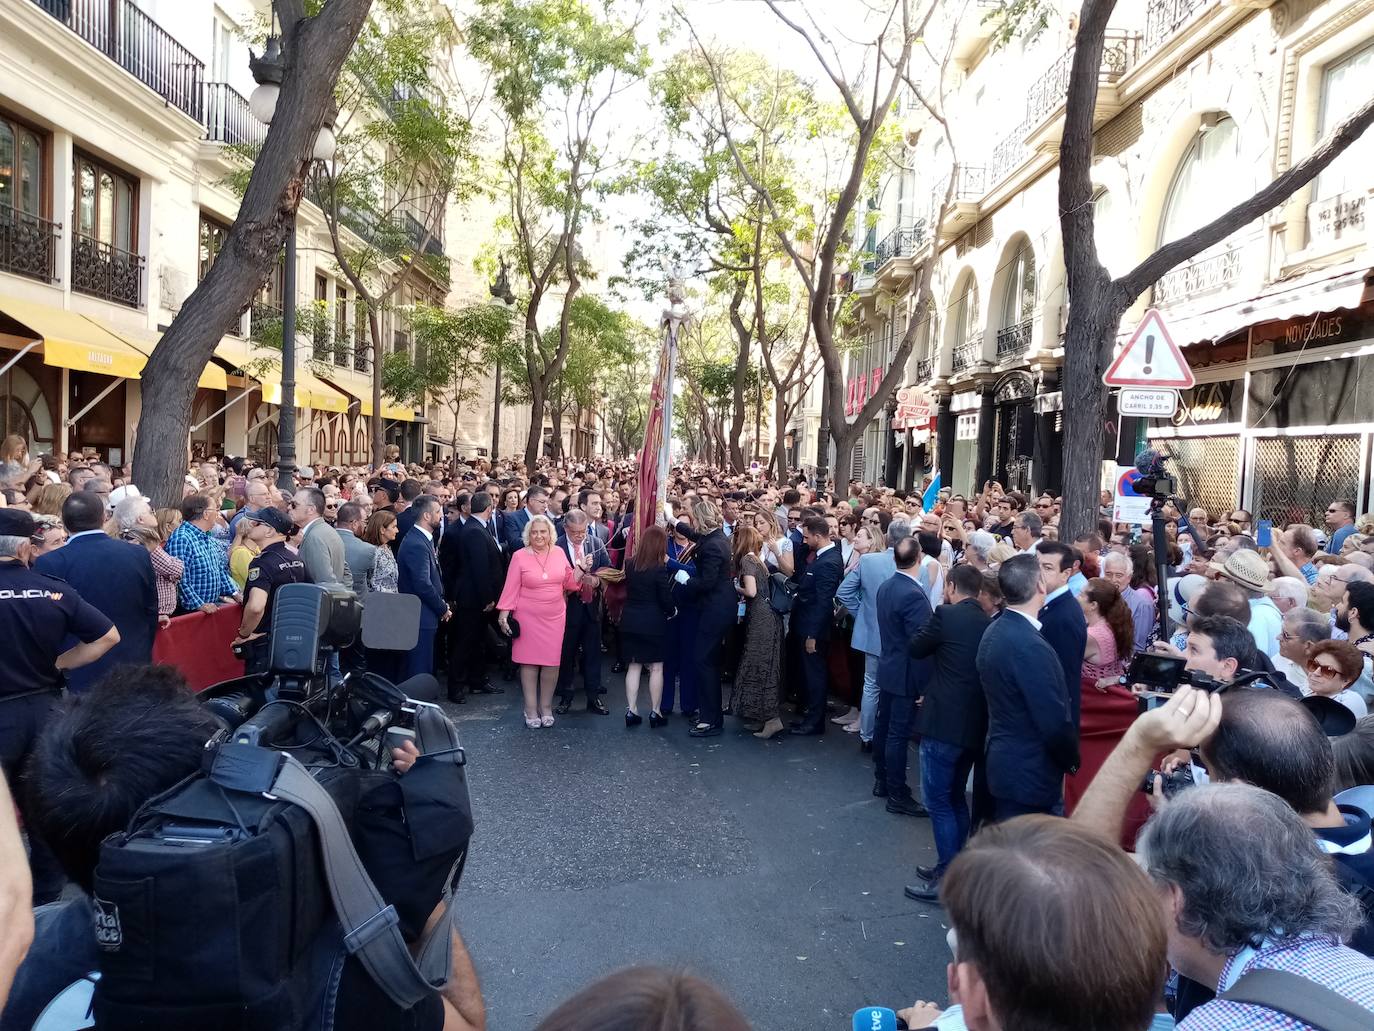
659, 276, 690, 521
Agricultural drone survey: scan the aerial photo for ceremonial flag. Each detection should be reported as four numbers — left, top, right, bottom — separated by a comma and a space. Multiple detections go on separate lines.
634, 331, 674, 547
922, 471, 942, 512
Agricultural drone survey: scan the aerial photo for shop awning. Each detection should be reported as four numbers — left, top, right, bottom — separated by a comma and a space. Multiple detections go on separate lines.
103, 323, 228, 390
1124, 265, 1374, 348
356, 396, 417, 422
0, 294, 148, 379
213, 338, 350, 412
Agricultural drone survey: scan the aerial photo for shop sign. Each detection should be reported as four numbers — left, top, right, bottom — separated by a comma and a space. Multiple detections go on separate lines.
892, 386, 933, 430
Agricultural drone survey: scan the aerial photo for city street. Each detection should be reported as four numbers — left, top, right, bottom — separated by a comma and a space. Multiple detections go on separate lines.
445, 682, 947, 1030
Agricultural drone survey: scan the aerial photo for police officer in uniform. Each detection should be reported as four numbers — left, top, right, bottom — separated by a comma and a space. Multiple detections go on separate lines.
0, 508, 119, 903
232, 508, 311, 674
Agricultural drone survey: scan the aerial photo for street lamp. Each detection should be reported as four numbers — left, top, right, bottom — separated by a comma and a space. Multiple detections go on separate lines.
249, 7, 337, 492
488, 257, 516, 460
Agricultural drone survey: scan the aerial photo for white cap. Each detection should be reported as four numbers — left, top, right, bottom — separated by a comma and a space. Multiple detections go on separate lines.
108, 484, 150, 510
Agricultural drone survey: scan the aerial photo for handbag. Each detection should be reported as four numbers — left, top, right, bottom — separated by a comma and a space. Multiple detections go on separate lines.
503, 615, 521, 639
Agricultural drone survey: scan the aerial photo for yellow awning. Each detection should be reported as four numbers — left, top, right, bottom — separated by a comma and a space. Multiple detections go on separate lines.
0, 295, 147, 379
357, 397, 417, 421
214, 339, 349, 412
98, 320, 228, 391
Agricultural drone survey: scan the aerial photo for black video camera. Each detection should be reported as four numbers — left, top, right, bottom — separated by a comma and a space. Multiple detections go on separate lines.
1121, 652, 1228, 694
1133, 448, 1177, 500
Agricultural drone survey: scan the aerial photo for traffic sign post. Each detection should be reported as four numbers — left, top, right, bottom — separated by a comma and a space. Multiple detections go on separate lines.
1118, 387, 1179, 418
1104, 309, 1195, 389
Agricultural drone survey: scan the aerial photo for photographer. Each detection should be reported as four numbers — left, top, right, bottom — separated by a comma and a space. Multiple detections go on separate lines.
6, 667, 485, 1031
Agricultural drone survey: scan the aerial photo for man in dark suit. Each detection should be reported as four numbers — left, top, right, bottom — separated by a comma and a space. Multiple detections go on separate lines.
789, 515, 845, 735
502, 486, 548, 554
871, 536, 933, 815
904, 564, 991, 901
447, 492, 505, 702
976, 554, 1079, 822
1037, 541, 1088, 729
35, 491, 156, 693
396, 495, 449, 680
554, 509, 612, 714
674, 502, 737, 737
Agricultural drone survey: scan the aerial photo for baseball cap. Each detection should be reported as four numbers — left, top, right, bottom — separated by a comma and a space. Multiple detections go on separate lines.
0, 509, 38, 538
248, 507, 294, 535
109, 484, 150, 509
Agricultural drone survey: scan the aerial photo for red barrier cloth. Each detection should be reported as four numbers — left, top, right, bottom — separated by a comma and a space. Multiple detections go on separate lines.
1063, 679, 1155, 851
151, 604, 245, 693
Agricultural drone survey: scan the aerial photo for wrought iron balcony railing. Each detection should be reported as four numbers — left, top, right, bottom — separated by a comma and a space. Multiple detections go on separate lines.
0, 203, 61, 284
352, 343, 372, 374
1152, 244, 1243, 307
916, 357, 932, 381
952, 341, 979, 373
31, 0, 205, 121
1144, 0, 1211, 56
203, 83, 264, 148
71, 233, 143, 307
997, 318, 1034, 360
1025, 30, 1140, 128
930, 166, 987, 222
989, 120, 1032, 187
874, 223, 927, 268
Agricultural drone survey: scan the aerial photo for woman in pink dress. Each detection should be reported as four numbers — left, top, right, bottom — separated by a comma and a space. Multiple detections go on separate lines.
498, 514, 584, 728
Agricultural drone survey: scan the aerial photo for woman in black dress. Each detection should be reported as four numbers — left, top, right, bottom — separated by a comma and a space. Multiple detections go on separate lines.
620, 524, 676, 727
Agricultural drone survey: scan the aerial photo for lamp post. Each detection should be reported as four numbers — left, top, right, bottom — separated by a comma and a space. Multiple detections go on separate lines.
488, 257, 516, 460
249, 5, 336, 493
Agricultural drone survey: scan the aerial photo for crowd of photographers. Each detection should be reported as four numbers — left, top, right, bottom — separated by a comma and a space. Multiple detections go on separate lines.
8, 429, 1374, 1026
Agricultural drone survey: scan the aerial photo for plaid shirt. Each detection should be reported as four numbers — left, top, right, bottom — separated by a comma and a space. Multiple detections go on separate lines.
165, 522, 237, 611
1179, 934, 1374, 1030
149, 545, 183, 617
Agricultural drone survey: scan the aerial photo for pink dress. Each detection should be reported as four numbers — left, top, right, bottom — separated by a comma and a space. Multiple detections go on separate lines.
498, 546, 582, 666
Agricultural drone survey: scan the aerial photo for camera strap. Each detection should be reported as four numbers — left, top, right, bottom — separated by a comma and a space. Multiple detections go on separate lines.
1220, 968, 1374, 1030
269, 756, 451, 1009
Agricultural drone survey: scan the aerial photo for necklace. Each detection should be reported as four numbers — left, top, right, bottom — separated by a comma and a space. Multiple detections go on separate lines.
533, 547, 552, 580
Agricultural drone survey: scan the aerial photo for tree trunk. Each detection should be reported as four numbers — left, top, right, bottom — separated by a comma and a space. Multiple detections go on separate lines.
771, 392, 788, 478
132, 0, 373, 505
368, 307, 384, 468
726, 281, 750, 473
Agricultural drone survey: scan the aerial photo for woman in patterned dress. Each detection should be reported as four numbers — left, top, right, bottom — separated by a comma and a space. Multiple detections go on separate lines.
731, 525, 785, 739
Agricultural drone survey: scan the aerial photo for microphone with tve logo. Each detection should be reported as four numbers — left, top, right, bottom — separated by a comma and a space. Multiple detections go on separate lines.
852, 1006, 899, 1031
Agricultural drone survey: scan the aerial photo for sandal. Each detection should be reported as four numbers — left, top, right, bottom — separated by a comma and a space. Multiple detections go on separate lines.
540, 714, 555, 728
524, 714, 541, 729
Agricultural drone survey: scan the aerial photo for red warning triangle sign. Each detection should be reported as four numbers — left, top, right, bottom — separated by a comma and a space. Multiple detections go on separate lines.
1104, 309, 1195, 388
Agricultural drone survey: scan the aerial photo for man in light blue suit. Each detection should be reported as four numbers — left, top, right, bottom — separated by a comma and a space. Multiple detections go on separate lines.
836, 514, 911, 748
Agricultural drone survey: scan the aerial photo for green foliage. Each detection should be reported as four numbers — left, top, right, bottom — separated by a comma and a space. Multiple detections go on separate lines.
243, 299, 338, 382
982, 0, 1055, 52
383, 302, 514, 412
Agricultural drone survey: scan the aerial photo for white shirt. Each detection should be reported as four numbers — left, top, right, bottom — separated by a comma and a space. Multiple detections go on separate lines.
1007, 607, 1043, 632
813, 542, 836, 560
1044, 585, 1070, 607
66, 530, 106, 544
414, 524, 433, 543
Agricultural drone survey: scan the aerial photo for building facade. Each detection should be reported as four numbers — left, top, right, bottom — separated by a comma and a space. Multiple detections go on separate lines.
843, 0, 1374, 522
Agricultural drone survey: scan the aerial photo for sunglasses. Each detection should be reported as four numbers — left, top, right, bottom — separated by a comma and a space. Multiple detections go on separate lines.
1307, 660, 1344, 679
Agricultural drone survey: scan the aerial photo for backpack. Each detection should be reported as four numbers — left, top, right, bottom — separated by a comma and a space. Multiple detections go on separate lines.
768, 571, 797, 615
88, 704, 473, 1031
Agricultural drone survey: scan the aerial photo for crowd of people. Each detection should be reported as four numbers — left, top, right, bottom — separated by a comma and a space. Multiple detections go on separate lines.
6, 426, 1374, 1027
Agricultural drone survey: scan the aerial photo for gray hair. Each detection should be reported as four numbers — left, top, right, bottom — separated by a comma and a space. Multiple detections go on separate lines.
1139, 783, 1362, 952
1102, 550, 1132, 573
1269, 575, 1309, 609
0, 534, 26, 558
887, 519, 912, 548
522, 513, 557, 546
691, 499, 723, 532
967, 530, 996, 561
112, 497, 149, 533
1016, 511, 1043, 536
562, 508, 589, 528
1282, 606, 1330, 643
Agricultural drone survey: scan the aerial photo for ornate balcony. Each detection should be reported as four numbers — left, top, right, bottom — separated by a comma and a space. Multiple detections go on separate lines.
1024, 30, 1140, 151
1152, 243, 1243, 308
1143, 0, 1211, 57
71, 233, 143, 307
352, 342, 372, 374
313, 325, 333, 363
951, 341, 979, 373
989, 119, 1033, 188
930, 166, 986, 242
997, 318, 1034, 361
0, 203, 61, 284
875, 224, 927, 267
916, 357, 932, 382
203, 83, 264, 148
31, 0, 205, 122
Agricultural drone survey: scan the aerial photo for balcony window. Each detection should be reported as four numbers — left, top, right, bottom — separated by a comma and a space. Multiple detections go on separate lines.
198, 214, 229, 283
335, 287, 350, 367
1313, 42, 1374, 203
0, 116, 58, 283
72, 153, 142, 306
314, 274, 330, 361
998, 241, 1036, 360
952, 277, 979, 350
1092, 187, 1131, 278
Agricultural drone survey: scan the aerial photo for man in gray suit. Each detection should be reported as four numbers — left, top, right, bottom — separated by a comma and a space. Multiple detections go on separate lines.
836, 515, 910, 750
291, 486, 351, 592
333, 501, 375, 597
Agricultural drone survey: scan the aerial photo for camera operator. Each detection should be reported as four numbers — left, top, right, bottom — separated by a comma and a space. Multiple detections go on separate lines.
232, 507, 310, 674
5, 668, 485, 1031
0, 508, 119, 907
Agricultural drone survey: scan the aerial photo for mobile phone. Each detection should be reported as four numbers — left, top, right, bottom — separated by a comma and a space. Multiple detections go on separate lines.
1256, 519, 1273, 548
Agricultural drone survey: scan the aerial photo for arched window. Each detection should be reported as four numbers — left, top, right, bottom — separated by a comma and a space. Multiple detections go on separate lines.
1001, 240, 1036, 328
1158, 115, 1240, 247
1092, 187, 1127, 277
954, 276, 979, 345
1315, 42, 1374, 201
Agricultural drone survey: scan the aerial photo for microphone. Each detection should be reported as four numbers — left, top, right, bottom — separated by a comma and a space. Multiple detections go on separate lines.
1133, 447, 1167, 475
852, 1006, 899, 1031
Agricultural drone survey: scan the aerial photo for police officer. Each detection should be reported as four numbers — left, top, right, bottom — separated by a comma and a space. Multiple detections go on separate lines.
232, 507, 310, 674
0, 508, 119, 903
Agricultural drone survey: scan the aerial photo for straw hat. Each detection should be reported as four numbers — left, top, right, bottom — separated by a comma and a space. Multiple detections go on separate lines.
1209, 549, 1274, 593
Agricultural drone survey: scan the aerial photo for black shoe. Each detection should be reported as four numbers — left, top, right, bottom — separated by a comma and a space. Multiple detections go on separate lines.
554, 699, 572, 715
626, 710, 643, 727
447, 692, 467, 704
688, 722, 722, 738
611, 661, 626, 674
788, 723, 823, 736
886, 796, 929, 817
472, 681, 504, 695
872, 780, 889, 798
859, 739, 873, 753
903, 880, 942, 903
588, 698, 610, 716
649, 711, 667, 728
915, 864, 938, 882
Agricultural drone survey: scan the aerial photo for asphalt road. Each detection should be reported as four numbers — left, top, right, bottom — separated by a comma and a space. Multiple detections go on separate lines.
443, 677, 952, 1031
